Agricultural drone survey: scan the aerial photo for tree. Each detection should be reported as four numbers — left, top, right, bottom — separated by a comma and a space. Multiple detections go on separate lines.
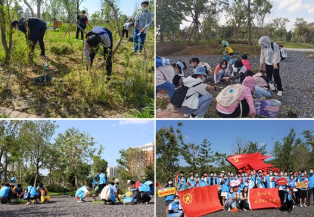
252, 0, 273, 36
272, 17, 289, 41
19, 121, 57, 186
225, 0, 247, 41
180, 143, 200, 171
92, 155, 108, 175
246, 141, 267, 155
286, 30, 292, 42
55, 128, 96, 190
156, 124, 181, 178
198, 139, 214, 172
231, 136, 248, 154
272, 129, 297, 171
293, 18, 309, 43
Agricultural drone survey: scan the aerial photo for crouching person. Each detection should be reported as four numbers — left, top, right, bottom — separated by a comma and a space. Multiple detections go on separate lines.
123, 191, 135, 205
168, 195, 184, 217
25, 185, 39, 205
281, 188, 295, 213
225, 187, 237, 211
101, 182, 116, 205
0, 183, 10, 204
37, 183, 48, 203
12, 184, 24, 199
75, 184, 95, 203
179, 66, 214, 118
137, 181, 153, 204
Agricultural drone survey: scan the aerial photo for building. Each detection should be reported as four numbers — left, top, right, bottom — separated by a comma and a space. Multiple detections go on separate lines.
132, 143, 154, 164
107, 166, 118, 178
129, 143, 154, 178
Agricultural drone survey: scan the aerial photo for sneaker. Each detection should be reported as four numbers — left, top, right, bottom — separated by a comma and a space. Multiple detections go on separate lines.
75, 39, 78, 41
243, 208, 247, 211
184, 113, 191, 118
300, 204, 303, 207
228, 207, 230, 211
132, 50, 137, 53
26, 202, 31, 205
303, 203, 307, 207
277, 91, 282, 96
269, 83, 276, 91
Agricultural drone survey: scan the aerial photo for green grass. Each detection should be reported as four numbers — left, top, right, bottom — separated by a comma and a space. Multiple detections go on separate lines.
11, 199, 28, 204
0, 21, 154, 118
0, 113, 9, 118
281, 42, 314, 49
48, 192, 75, 196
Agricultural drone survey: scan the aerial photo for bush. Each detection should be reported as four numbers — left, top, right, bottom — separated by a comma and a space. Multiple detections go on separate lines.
50, 43, 75, 55
156, 42, 186, 56
312, 37, 314, 45
47, 185, 74, 193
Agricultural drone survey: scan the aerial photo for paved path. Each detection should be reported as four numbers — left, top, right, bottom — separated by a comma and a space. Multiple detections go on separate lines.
285, 48, 314, 52
0, 107, 42, 118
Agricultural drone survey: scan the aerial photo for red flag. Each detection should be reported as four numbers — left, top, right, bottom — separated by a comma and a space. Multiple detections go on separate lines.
276, 178, 287, 186
249, 188, 281, 210
177, 185, 222, 217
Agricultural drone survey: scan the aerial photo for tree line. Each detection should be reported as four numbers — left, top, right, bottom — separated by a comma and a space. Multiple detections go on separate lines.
156, 123, 314, 183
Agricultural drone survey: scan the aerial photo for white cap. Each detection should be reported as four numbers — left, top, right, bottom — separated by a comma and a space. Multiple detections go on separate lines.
127, 180, 131, 184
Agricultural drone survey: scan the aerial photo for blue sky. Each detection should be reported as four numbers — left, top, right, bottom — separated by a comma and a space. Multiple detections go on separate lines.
39, 120, 154, 175
156, 120, 314, 167
181, 0, 314, 31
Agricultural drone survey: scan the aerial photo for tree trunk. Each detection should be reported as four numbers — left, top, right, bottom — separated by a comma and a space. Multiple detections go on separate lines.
159, 29, 164, 42
37, 0, 41, 18
23, 0, 35, 17
247, 0, 252, 45
33, 172, 38, 186
75, 168, 78, 190
195, 15, 200, 44
49, 168, 51, 186
0, 0, 12, 65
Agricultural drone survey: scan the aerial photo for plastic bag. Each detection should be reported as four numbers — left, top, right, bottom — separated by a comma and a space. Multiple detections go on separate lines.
254, 99, 281, 118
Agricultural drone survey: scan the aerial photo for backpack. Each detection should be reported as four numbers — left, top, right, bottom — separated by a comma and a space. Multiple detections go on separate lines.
216, 84, 244, 107
260, 74, 270, 90
170, 82, 203, 107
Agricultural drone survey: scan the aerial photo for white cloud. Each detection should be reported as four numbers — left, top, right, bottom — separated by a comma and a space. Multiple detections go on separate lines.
119, 120, 153, 125
273, 0, 314, 14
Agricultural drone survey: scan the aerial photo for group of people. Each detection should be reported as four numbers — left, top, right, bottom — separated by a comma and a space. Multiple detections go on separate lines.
156, 36, 287, 118
0, 181, 48, 205
164, 168, 314, 216
10, 1, 152, 81
75, 175, 154, 206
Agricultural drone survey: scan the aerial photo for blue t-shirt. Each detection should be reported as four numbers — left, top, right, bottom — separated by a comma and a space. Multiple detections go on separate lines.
308, 174, 314, 188
99, 173, 107, 184
26, 186, 39, 197
75, 186, 88, 199
0, 186, 10, 197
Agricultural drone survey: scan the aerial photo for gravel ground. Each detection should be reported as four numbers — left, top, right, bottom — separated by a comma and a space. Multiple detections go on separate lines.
165, 51, 314, 118
157, 195, 314, 217
0, 196, 155, 217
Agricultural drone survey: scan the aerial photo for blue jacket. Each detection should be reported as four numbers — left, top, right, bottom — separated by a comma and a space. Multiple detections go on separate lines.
0, 186, 9, 197
164, 186, 175, 201
99, 173, 107, 184
308, 174, 314, 188
208, 177, 218, 185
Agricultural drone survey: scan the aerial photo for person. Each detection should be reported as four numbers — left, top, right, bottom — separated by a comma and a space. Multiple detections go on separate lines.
84, 27, 113, 81
219, 40, 229, 47
265, 170, 277, 188
241, 54, 251, 71
0, 183, 10, 204
277, 171, 288, 204
177, 176, 186, 191
279, 44, 288, 60
282, 188, 295, 213
249, 71, 272, 100
230, 59, 247, 84
179, 66, 214, 118
168, 195, 184, 217
76, 10, 88, 41
224, 44, 234, 57
240, 186, 250, 211
225, 187, 237, 211
11, 18, 47, 57
9, 176, 16, 183
165, 178, 175, 216
258, 36, 283, 96
297, 170, 308, 207
137, 181, 153, 204
214, 59, 230, 84
25, 185, 39, 204
246, 174, 256, 190
123, 22, 134, 39
208, 171, 218, 185
113, 182, 122, 203
75, 184, 95, 203
156, 65, 175, 100
216, 76, 256, 118
308, 168, 314, 206
12, 184, 24, 199
199, 175, 207, 187
190, 58, 212, 74
36, 183, 48, 203
187, 175, 198, 189
101, 182, 116, 205
255, 171, 265, 188
172, 61, 186, 87
93, 171, 100, 195
98, 170, 107, 192
220, 175, 230, 207
133, 1, 153, 53
122, 191, 135, 205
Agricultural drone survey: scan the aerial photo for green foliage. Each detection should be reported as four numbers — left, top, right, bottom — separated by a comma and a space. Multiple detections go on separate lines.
286, 30, 292, 42
92, 155, 108, 174
47, 185, 74, 193
198, 139, 214, 172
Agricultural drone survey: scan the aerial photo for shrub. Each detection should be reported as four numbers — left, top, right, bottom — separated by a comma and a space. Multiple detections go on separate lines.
50, 43, 75, 55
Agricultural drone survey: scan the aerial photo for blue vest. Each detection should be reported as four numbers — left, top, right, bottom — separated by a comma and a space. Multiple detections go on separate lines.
266, 176, 276, 188
308, 174, 314, 188
283, 191, 294, 203
15, 186, 23, 193
287, 180, 296, 189
221, 179, 230, 192
169, 201, 181, 217
75, 186, 88, 199
177, 180, 186, 190
99, 173, 106, 184
27, 186, 39, 197
256, 176, 265, 188
187, 180, 197, 188
199, 180, 207, 187
109, 185, 116, 201
0, 186, 9, 197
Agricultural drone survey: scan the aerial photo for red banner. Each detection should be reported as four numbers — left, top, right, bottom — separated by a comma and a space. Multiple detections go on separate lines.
249, 188, 281, 210
177, 185, 222, 217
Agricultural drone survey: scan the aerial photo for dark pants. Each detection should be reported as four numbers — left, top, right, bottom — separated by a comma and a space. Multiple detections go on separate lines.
30, 25, 47, 56
89, 31, 113, 80
76, 26, 85, 40
122, 27, 128, 39
0, 197, 8, 204
28, 195, 38, 202
279, 190, 285, 204
281, 200, 294, 211
308, 188, 314, 204
217, 99, 250, 118
265, 63, 283, 91
99, 184, 106, 192
240, 200, 250, 209
136, 190, 151, 204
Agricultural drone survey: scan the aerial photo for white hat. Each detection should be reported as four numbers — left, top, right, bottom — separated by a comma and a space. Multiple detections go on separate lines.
127, 180, 131, 184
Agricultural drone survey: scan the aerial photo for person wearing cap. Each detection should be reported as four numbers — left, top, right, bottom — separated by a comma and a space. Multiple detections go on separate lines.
11, 18, 47, 58
172, 61, 186, 87
123, 22, 134, 39
241, 54, 251, 71
216, 76, 256, 118
230, 59, 247, 84
133, 1, 153, 53
279, 44, 287, 60
84, 27, 113, 81
214, 59, 230, 84
258, 36, 283, 96
219, 40, 229, 47
76, 10, 88, 41
178, 66, 214, 118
